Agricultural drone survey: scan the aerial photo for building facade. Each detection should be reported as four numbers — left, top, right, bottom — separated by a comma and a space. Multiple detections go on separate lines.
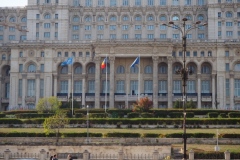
0, 0, 240, 111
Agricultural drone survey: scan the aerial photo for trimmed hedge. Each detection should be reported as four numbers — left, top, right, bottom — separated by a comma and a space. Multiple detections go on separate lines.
142, 133, 161, 138
140, 113, 154, 118
0, 114, 6, 118
104, 132, 141, 138
0, 132, 101, 137
127, 112, 140, 118
165, 133, 215, 138
219, 133, 240, 138
89, 113, 107, 118
208, 112, 219, 118
228, 112, 240, 118
15, 113, 54, 119
194, 152, 224, 159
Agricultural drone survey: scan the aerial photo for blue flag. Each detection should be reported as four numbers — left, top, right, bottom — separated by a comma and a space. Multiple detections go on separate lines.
130, 57, 140, 68
61, 57, 74, 66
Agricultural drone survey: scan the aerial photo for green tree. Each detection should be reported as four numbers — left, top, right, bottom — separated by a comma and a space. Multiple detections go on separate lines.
173, 99, 183, 109
186, 99, 196, 109
173, 99, 196, 109
36, 96, 62, 113
132, 97, 153, 113
43, 110, 69, 145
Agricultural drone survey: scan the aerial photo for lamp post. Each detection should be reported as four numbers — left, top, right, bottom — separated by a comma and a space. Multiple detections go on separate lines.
163, 18, 207, 160
86, 105, 89, 144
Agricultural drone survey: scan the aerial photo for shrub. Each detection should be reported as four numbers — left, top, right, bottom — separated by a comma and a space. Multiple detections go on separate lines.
165, 133, 215, 138
219, 113, 228, 118
127, 112, 140, 118
140, 112, 154, 118
186, 112, 194, 118
15, 113, 54, 119
169, 112, 183, 118
104, 132, 141, 138
75, 113, 85, 118
219, 133, 240, 138
208, 112, 219, 118
89, 113, 107, 118
228, 112, 240, 118
194, 152, 224, 159
0, 114, 6, 118
141, 133, 160, 138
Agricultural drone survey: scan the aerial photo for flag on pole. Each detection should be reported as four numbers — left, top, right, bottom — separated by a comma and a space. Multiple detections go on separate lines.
130, 57, 140, 68
101, 57, 108, 69
61, 57, 74, 66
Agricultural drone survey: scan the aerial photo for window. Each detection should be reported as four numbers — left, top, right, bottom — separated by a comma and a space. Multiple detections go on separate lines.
0, 26, 3, 31
145, 66, 152, 74
117, 66, 125, 74
235, 64, 240, 71
36, 14, 40, 19
218, 12, 221, 18
73, 0, 79, 6
85, 0, 92, 6
74, 80, 82, 93
110, 25, 116, 30
122, 25, 129, 30
185, 0, 192, 5
72, 34, 79, 40
19, 52, 23, 57
173, 34, 179, 39
73, 25, 79, 30
9, 35, 15, 40
218, 31, 222, 37
9, 17, 16, 22
65, 52, 68, 57
102, 80, 110, 93
147, 25, 154, 30
160, 0, 166, 6
135, 25, 141, 30
130, 66, 139, 74
85, 25, 91, 30
226, 79, 230, 97
97, 34, 104, 39
5, 83, 10, 98
198, 15, 204, 21
160, 25, 166, 30
148, 0, 154, 5
44, 32, 50, 38
172, 51, 176, 57
79, 52, 82, 57
110, 16, 117, 21
186, 34, 192, 39
172, 15, 179, 21
201, 65, 211, 74
225, 51, 229, 57
198, 0, 204, 5
186, 51, 190, 57
135, 0, 141, 6
173, 80, 181, 93
86, 52, 90, 57
144, 80, 153, 93
9, 26, 15, 32
85, 16, 92, 22
97, 25, 104, 30
44, 23, 51, 28
97, 16, 104, 22
198, 25, 205, 30
110, 0, 117, 6
72, 52, 76, 57
122, 0, 129, 6
73, 16, 80, 22
238, 12, 240, 18
61, 66, 68, 74
159, 80, 167, 93
21, 17, 27, 22
36, 23, 39, 28
55, 23, 58, 28
28, 64, 36, 72
135, 15, 142, 21
185, 15, 192, 21
27, 79, 36, 97
160, 34, 166, 39
135, 34, 141, 39
201, 51, 204, 57
18, 79, 22, 98
41, 51, 45, 57
218, 21, 221, 27
88, 80, 95, 93
226, 22, 233, 27
40, 79, 44, 98
122, 15, 129, 21
201, 80, 210, 93
60, 81, 68, 93
85, 34, 91, 39
98, 0, 104, 6
208, 51, 212, 57
36, 32, 39, 38
58, 52, 61, 57
19, 64, 23, 72
110, 34, 116, 39
148, 34, 154, 39
193, 51, 197, 57
198, 33, 205, 39
226, 63, 230, 72
160, 15, 167, 21
44, 14, 51, 19
234, 79, 240, 97
130, 80, 138, 95
179, 51, 182, 57
187, 80, 196, 93
226, 11, 233, 18
45, 0, 51, 3
88, 66, 95, 74
116, 81, 125, 93
55, 14, 58, 19
172, 0, 179, 5
122, 34, 128, 39
226, 31, 233, 37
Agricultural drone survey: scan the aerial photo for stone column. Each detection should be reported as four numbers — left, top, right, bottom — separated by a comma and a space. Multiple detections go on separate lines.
152, 150, 159, 160
230, 73, 234, 110
0, 76, 2, 109
94, 57, 101, 108
82, 74, 86, 107
39, 149, 46, 160
53, 74, 58, 97
212, 73, 216, 109
109, 56, 115, 108
4, 149, 11, 160
118, 150, 124, 160
152, 56, 159, 108
224, 150, 230, 160
197, 73, 201, 109
83, 150, 89, 160
35, 74, 40, 104
189, 149, 194, 160
167, 57, 173, 108
125, 70, 130, 108
22, 74, 27, 107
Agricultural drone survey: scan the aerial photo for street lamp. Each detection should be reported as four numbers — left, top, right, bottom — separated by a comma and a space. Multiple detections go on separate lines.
163, 18, 207, 160
86, 105, 89, 144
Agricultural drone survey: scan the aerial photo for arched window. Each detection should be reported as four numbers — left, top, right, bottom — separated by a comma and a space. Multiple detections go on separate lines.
28, 64, 36, 72
9, 17, 16, 22
110, 15, 117, 21
21, 17, 27, 22
117, 65, 125, 74
6, 68, 10, 76
97, 15, 104, 22
160, 15, 167, 21
145, 66, 152, 74
226, 11, 233, 18
85, 16, 92, 22
2, 54, 6, 60
159, 65, 167, 74
88, 66, 95, 74
201, 65, 211, 74
188, 65, 196, 74
102, 64, 110, 74
173, 65, 181, 73
135, 15, 142, 21
185, 14, 192, 20
172, 15, 179, 21
44, 14, 51, 19
122, 15, 129, 21
147, 15, 154, 21
74, 66, 82, 74
197, 15, 204, 21
73, 16, 80, 22
234, 64, 240, 71
61, 66, 68, 74
130, 66, 139, 74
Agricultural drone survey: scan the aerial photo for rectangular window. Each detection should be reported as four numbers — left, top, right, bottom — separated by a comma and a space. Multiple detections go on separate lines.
5, 83, 10, 98
238, 22, 240, 27
173, 34, 179, 39
9, 26, 15, 32
122, 25, 129, 30
97, 34, 104, 39
18, 79, 22, 98
122, 0, 129, 6
135, 34, 141, 39
72, 34, 79, 40
44, 32, 50, 38
144, 80, 153, 93
44, 23, 51, 28
172, 0, 179, 5
185, 0, 191, 5
147, 34, 154, 39
98, 0, 104, 6
122, 34, 128, 39
19, 64, 23, 72
0, 35, 3, 40
198, 0, 204, 5
226, 79, 230, 97
110, 0, 117, 6
201, 51, 204, 57
160, 34, 166, 39
234, 79, 240, 97
186, 51, 190, 57
19, 52, 23, 57
198, 33, 205, 39
135, 25, 141, 30
73, 25, 79, 30
20, 35, 26, 40
55, 14, 58, 19
158, 80, 167, 93
9, 35, 15, 40
226, 31, 233, 37
218, 12, 221, 18
226, 63, 230, 72
55, 23, 58, 28
110, 34, 116, 39
27, 79, 36, 97
116, 80, 125, 93
40, 64, 44, 72
110, 25, 116, 30
226, 22, 233, 27
60, 81, 68, 93
218, 21, 222, 27
97, 25, 104, 30
40, 79, 44, 98
86, 52, 90, 57
85, 0, 92, 6
238, 31, 240, 36
74, 80, 82, 93
36, 14, 40, 19
85, 34, 91, 39
73, 0, 79, 6
130, 80, 138, 95
201, 80, 210, 93
173, 80, 181, 93
85, 25, 91, 30
0, 26, 3, 31
225, 51, 229, 57
218, 31, 222, 37
36, 23, 39, 28
160, 25, 166, 30
72, 52, 75, 57
187, 80, 196, 93
172, 51, 176, 57
193, 51, 197, 57
55, 32, 58, 38
179, 51, 182, 57
102, 80, 110, 93
58, 52, 61, 57
88, 80, 95, 93
65, 52, 68, 57
186, 34, 192, 39
135, 0, 141, 6
148, 0, 154, 5
41, 51, 45, 57
79, 52, 82, 57
147, 25, 154, 30
160, 0, 166, 5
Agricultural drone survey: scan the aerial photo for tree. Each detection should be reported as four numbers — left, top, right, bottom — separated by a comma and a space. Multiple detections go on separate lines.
132, 97, 153, 113
43, 110, 69, 145
36, 96, 62, 113
173, 99, 196, 109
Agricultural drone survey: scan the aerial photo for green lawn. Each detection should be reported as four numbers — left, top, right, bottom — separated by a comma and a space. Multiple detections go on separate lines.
1, 128, 240, 135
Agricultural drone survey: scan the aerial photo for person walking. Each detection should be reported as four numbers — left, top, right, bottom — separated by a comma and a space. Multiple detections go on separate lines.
67, 154, 73, 160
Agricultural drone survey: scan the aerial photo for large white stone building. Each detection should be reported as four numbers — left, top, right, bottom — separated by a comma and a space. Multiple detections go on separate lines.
0, 0, 240, 111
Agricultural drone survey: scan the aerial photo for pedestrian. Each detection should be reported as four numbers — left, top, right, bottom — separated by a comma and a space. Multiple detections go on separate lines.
53, 155, 58, 160
50, 156, 53, 160
67, 154, 73, 160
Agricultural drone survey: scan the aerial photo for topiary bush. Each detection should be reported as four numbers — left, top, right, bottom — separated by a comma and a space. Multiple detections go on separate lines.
127, 112, 140, 118
208, 112, 219, 118
140, 112, 154, 118
228, 112, 240, 118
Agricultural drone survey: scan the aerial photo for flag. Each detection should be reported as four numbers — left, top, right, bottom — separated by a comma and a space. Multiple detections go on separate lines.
61, 57, 74, 66
130, 57, 140, 68
101, 57, 108, 69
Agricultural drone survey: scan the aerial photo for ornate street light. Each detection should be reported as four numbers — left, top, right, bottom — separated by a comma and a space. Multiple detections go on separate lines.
163, 18, 207, 160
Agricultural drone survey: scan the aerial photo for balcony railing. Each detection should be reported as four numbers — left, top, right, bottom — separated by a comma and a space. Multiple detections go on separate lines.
201, 93, 212, 102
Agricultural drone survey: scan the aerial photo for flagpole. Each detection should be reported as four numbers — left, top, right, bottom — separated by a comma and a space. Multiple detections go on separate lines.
105, 55, 107, 113
138, 54, 140, 100
72, 59, 74, 116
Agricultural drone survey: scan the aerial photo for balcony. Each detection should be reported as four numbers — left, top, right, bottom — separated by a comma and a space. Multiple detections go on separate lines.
1, 98, 9, 103
57, 93, 68, 101
86, 93, 95, 101
187, 93, 198, 102
114, 93, 126, 101
158, 93, 168, 101
73, 93, 81, 101
100, 93, 109, 101
201, 93, 212, 102
173, 93, 182, 101
25, 96, 36, 103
